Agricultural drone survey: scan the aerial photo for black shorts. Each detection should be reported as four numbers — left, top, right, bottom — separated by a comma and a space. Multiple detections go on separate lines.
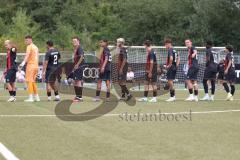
45, 69, 61, 83
99, 70, 111, 81
145, 72, 157, 83
5, 69, 17, 83
203, 68, 217, 80
73, 68, 84, 81
187, 67, 199, 81
167, 66, 177, 80
217, 72, 224, 80
224, 69, 236, 82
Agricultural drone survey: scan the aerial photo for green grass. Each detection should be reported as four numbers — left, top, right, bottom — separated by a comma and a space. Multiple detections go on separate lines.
0, 90, 239, 160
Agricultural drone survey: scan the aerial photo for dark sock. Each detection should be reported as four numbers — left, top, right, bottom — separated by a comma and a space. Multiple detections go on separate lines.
106, 92, 110, 98
9, 91, 14, 96
170, 89, 175, 97
153, 90, 157, 97
144, 91, 148, 97
120, 85, 125, 97
123, 85, 129, 95
189, 88, 193, 94
203, 79, 208, 94
74, 86, 82, 98
47, 92, 51, 97
13, 91, 16, 96
223, 83, 230, 93
211, 80, 216, 95
194, 90, 198, 96
54, 91, 59, 96
230, 85, 235, 96
96, 90, 100, 97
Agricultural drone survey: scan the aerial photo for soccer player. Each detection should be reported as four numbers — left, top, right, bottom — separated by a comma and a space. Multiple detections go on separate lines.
19, 35, 40, 102
116, 38, 132, 101
4, 40, 17, 102
201, 41, 218, 101
222, 45, 236, 101
164, 39, 180, 102
42, 40, 61, 101
93, 39, 112, 102
185, 39, 199, 102
72, 37, 85, 102
138, 40, 158, 103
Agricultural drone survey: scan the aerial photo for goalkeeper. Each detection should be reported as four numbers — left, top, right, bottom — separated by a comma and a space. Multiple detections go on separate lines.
19, 35, 40, 102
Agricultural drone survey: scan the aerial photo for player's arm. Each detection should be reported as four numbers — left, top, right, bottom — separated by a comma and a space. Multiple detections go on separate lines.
101, 55, 108, 73
192, 49, 197, 58
19, 47, 30, 68
74, 49, 84, 70
42, 53, 50, 80
224, 58, 232, 74
176, 52, 180, 67
167, 56, 173, 69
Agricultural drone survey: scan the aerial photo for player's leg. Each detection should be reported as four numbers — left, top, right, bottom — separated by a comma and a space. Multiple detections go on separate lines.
5, 70, 17, 102
51, 80, 60, 101
229, 82, 235, 101
46, 83, 52, 101
185, 68, 195, 101
105, 80, 111, 102
32, 68, 40, 102
166, 80, 176, 102
72, 68, 84, 102
118, 73, 132, 101
148, 82, 157, 103
193, 80, 199, 102
93, 79, 102, 102
201, 69, 210, 101
138, 73, 150, 102
210, 79, 216, 101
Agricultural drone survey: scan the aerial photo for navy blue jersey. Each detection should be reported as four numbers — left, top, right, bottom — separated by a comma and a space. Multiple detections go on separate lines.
224, 52, 235, 70
146, 48, 157, 71
100, 47, 112, 71
117, 47, 127, 69
74, 46, 85, 66
7, 48, 17, 70
167, 48, 178, 66
45, 48, 61, 70
206, 48, 218, 67
188, 46, 198, 68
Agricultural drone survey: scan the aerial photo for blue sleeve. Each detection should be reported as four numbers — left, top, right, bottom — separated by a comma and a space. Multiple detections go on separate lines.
168, 48, 173, 57
150, 52, 155, 60
78, 47, 84, 56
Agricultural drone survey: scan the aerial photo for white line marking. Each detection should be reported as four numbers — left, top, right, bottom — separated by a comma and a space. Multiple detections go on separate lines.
0, 143, 19, 160
0, 109, 240, 118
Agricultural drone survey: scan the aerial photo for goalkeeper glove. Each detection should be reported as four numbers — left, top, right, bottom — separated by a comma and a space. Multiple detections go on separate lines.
19, 61, 26, 70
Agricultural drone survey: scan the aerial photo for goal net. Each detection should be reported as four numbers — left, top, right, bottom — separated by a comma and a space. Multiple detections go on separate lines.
109, 46, 226, 90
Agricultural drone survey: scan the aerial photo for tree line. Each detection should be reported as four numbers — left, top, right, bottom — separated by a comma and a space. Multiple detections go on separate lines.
0, 0, 239, 52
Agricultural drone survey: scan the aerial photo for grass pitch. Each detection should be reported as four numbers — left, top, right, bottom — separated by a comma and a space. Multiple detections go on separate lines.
0, 89, 239, 160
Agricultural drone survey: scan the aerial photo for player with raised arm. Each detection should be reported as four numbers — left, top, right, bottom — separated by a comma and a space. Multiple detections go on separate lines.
222, 45, 236, 101
164, 39, 180, 102
201, 41, 218, 101
93, 39, 112, 102
185, 39, 199, 102
138, 40, 158, 103
19, 35, 40, 102
4, 40, 17, 102
72, 37, 85, 102
42, 40, 61, 101
116, 38, 132, 101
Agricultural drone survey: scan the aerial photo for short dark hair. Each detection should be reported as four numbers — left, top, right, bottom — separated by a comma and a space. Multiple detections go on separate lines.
25, 35, 32, 39
226, 45, 233, 52
46, 40, 54, 47
206, 40, 213, 46
100, 38, 108, 43
164, 38, 172, 44
72, 36, 80, 42
144, 40, 152, 47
